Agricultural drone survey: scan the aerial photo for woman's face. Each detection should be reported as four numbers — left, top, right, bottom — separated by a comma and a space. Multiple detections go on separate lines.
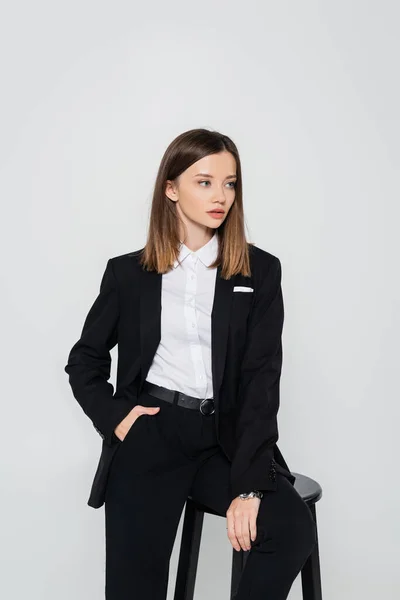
165, 151, 237, 235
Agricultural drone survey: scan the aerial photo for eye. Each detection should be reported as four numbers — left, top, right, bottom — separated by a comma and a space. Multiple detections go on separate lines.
199, 180, 237, 188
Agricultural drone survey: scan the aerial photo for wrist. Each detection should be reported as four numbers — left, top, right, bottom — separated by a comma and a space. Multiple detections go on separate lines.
238, 490, 264, 500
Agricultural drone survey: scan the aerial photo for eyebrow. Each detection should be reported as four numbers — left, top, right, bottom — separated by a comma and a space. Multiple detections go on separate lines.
193, 172, 237, 179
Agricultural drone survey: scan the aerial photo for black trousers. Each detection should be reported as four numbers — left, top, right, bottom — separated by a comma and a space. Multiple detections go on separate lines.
104, 386, 317, 599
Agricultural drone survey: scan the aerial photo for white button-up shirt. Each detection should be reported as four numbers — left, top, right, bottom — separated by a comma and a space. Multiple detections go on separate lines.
146, 231, 219, 399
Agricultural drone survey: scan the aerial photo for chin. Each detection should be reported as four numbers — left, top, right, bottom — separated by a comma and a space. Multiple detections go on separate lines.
205, 219, 223, 228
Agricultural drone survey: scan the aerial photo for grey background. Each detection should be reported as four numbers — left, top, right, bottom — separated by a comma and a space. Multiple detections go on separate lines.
1, 1, 399, 599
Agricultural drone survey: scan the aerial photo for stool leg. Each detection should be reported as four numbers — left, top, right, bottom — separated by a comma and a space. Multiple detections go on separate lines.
230, 548, 249, 599
301, 503, 323, 600
174, 499, 205, 600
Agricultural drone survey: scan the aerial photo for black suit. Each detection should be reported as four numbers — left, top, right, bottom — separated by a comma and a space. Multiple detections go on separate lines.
64, 242, 295, 509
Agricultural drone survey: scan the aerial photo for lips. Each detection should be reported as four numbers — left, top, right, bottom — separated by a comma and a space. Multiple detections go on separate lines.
207, 210, 225, 219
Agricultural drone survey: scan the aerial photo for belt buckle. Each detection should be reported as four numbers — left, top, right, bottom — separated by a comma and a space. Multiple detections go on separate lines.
200, 398, 215, 416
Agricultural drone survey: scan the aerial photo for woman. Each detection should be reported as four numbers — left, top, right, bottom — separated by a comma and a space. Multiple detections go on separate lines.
65, 128, 317, 599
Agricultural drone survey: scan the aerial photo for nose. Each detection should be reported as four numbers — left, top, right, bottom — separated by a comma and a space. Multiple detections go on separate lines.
214, 186, 228, 203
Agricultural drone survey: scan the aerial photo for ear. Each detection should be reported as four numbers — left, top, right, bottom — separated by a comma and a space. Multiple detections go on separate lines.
165, 179, 179, 201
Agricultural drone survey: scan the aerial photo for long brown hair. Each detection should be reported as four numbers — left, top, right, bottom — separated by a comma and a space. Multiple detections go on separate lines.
139, 128, 253, 279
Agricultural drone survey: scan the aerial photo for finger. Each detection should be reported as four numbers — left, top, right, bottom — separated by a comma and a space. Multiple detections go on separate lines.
232, 511, 245, 552
249, 517, 257, 544
226, 517, 241, 552
239, 515, 251, 551
135, 406, 160, 416
234, 515, 247, 552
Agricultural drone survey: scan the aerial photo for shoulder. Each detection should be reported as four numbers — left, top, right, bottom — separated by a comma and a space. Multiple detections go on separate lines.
106, 248, 145, 281
109, 248, 144, 262
248, 243, 281, 279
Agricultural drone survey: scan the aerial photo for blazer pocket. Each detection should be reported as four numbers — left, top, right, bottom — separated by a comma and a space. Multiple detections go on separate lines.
233, 286, 254, 293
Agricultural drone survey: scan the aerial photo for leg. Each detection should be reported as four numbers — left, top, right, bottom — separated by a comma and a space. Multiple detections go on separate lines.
189, 450, 317, 600
104, 410, 196, 600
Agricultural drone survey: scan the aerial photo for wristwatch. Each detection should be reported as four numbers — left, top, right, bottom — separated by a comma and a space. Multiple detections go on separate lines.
238, 490, 264, 500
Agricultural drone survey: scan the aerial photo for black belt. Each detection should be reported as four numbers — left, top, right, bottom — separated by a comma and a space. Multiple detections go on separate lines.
143, 380, 215, 416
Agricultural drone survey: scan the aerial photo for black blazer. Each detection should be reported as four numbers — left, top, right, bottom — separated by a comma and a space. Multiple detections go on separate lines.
64, 243, 296, 508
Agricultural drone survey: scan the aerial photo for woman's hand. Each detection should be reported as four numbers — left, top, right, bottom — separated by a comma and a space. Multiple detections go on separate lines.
114, 405, 160, 441
226, 496, 261, 551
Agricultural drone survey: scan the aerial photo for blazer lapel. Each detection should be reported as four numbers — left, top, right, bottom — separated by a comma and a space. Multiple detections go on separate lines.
211, 266, 235, 397
138, 267, 162, 393
138, 264, 235, 406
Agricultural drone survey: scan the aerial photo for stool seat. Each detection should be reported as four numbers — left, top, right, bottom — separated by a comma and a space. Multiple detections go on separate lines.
174, 472, 323, 600
289, 471, 322, 504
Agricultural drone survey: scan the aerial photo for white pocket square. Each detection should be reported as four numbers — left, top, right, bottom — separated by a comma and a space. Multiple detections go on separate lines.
233, 286, 254, 292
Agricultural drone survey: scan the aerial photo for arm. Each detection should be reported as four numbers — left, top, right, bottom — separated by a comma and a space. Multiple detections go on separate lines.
230, 256, 283, 500
64, 258, 133, 446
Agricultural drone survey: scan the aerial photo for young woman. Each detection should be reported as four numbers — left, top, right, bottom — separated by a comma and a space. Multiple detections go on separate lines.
65, 128, 317, 599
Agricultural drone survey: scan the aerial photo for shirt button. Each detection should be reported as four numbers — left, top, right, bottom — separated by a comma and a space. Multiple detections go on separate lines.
192, 323, 195, 328
191, 274, 195, 280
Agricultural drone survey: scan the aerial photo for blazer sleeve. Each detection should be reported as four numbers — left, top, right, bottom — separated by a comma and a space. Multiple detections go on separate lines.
64, 258, 133, 446
230, 256, 284, 500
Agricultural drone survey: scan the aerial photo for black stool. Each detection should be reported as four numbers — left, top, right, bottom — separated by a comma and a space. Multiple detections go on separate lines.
173, 472, 323, 600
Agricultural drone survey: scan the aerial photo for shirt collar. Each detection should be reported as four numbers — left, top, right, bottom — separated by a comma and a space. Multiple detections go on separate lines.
173, 231, 219, 269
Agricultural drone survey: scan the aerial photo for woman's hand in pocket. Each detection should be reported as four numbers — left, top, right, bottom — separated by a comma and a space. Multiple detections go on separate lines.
114, 405, 160, 441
